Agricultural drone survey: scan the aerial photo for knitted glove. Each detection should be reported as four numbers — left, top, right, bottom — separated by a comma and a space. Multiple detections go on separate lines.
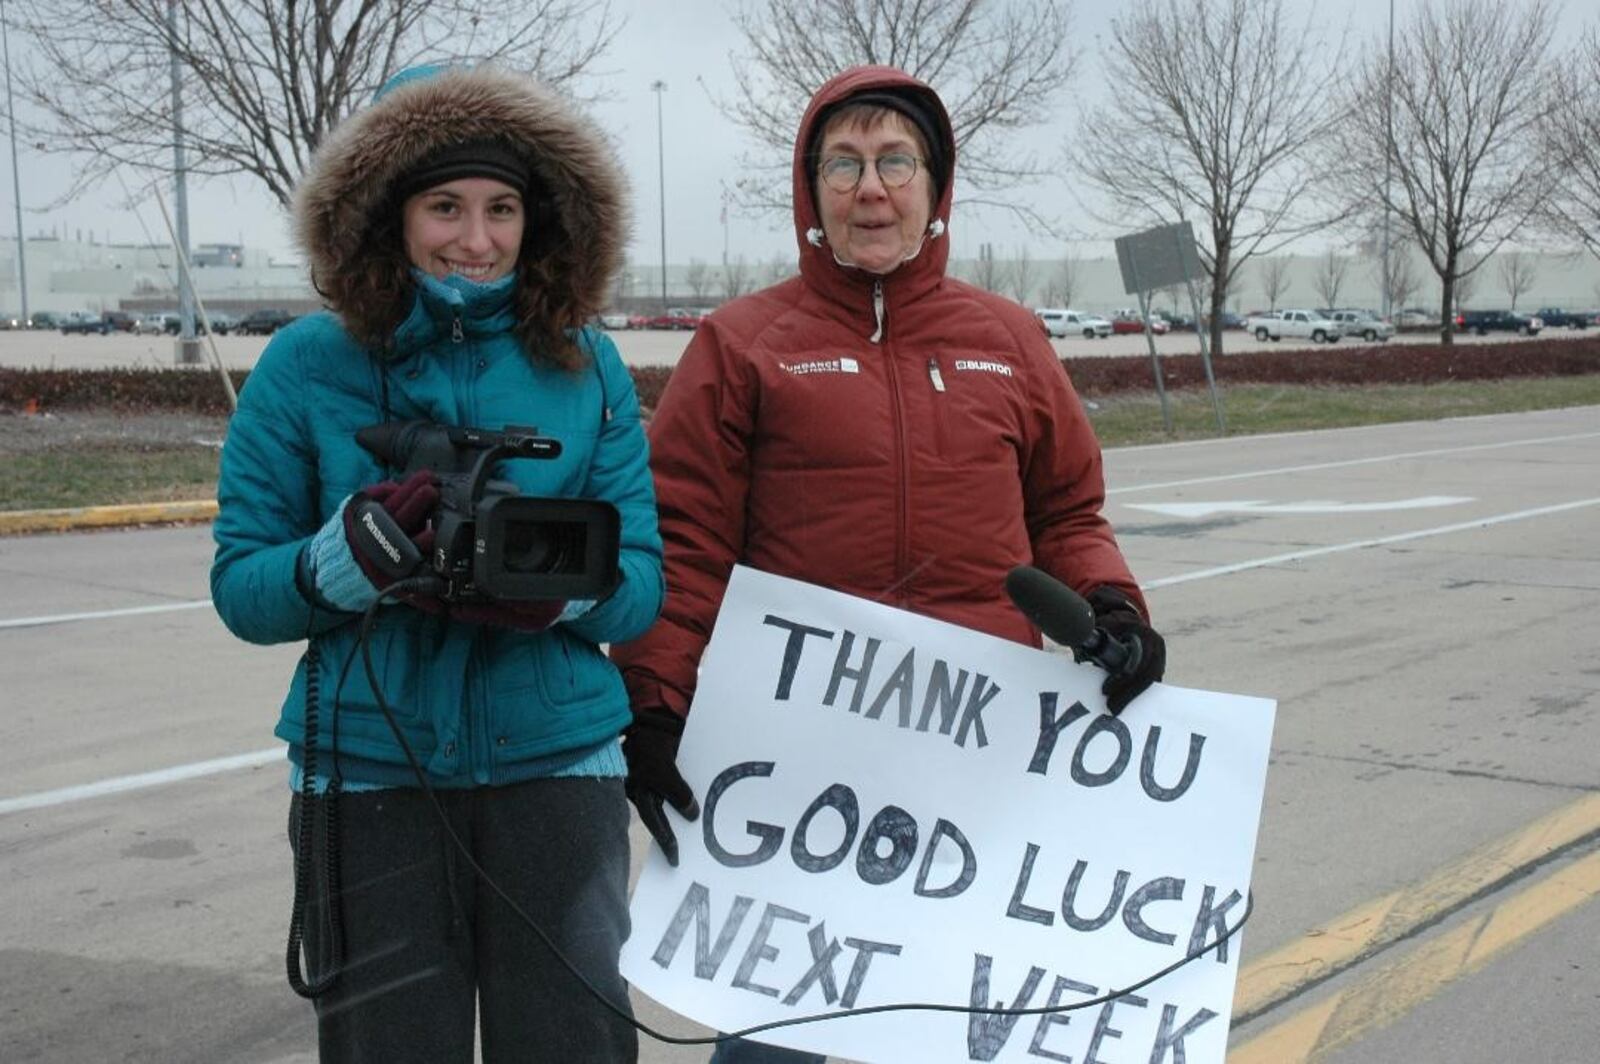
303, 470, 441, 612
1087, 586, 1167, 716
622, 708, 699, 867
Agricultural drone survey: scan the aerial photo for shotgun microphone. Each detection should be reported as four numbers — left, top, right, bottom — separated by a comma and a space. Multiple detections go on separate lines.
1004, 565, 1143, 675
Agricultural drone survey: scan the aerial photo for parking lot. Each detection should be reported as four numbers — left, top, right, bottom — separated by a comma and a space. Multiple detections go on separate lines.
0, 319, 1587, 373
3, 405, 1597, 1062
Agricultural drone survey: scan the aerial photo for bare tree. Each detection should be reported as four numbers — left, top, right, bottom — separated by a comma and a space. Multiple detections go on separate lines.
11, 1, 621, 209
968, 242, 1003, 292
1541, 28, 1600, 260
1453, 255, 1484, 308
1258, 257, 1291, 310
1374, 243, 1421, 313
1497, 252, 1539, 309
1327, 0, 1556, 343
1005, 247, 1035, 305
684, 258, 711, 301
723, 0, 1074, 227
721, 255, 753, 300
1313, 251, 1350, 309
764, 254, 794, 285
1077, 0, 1342, 357
1038, 254, 1078, 307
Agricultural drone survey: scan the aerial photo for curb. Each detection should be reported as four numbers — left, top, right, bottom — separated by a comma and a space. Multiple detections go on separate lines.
0, 500, 218, 535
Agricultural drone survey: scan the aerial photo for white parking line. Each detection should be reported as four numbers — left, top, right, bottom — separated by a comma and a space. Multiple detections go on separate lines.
0, 748, 283, 816
1108, 430, 1600, 495
6, 481, 1598, 816
1146, 497, 1600, 589
0, 599, 214, 629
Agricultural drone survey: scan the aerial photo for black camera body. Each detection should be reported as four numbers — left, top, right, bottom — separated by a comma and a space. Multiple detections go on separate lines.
357, 420, 620, 603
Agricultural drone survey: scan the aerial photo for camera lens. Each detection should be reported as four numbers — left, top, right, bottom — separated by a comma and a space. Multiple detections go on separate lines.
502, 520, 582, 575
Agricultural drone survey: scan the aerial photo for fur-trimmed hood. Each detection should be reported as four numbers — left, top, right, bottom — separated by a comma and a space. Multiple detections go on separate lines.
292, 65, 627, 361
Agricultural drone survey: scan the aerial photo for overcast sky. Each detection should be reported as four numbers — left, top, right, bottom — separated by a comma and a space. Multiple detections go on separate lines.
2, 0, 1592, 267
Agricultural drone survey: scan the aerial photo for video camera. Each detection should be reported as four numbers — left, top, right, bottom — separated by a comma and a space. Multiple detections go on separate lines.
356, 420, 620, 603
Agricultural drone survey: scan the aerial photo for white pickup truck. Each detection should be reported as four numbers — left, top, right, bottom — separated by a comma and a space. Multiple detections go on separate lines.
1245, 308, 1343, 343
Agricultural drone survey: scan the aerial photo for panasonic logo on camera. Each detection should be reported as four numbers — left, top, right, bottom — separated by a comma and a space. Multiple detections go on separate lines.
361, 511, 403, 564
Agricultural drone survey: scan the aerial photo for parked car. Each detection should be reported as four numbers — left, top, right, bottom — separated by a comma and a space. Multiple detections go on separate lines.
599, 311, 630, 330
203, 311, 238, 335
1156, 312, 1196, 331
133, 313, 168, 335
101, 310, 137, 333
0, 311, 26, 329
1205, 311, 1247, 331
1108, 310, 1169, 335
28, 310, 65, 330
1326, 309, 1394, 342
1533, 307, 1589, 330
235, 308, 298, 335
1246, 308, 1343, 343
1456, 309, 1542, 336
60, 311, 111, 335
1034, 307, 1112, 339
1394, 307, 1439, 330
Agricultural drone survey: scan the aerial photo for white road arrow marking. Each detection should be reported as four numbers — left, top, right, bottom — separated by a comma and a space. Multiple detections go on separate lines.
1126, 496, 1475, 518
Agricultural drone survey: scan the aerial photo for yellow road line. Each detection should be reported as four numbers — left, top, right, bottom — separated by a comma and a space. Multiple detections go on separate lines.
1230, 846, 1600, 1062
1235, 792, 1600, 1021
0, 500, 217, 535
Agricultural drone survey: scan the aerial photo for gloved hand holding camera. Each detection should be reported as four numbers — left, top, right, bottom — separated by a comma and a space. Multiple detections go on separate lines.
622, 708, 699, 866
1086, 586, 1166, 716
301, 470, 444, 613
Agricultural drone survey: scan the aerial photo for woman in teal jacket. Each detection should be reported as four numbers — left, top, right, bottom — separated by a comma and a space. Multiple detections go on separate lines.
211, 65, 660, 1062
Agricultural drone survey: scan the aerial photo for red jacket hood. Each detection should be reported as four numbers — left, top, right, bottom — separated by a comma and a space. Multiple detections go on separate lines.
792, 66, 955, 302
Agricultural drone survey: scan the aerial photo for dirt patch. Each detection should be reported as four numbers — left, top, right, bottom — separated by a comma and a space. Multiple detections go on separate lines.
0, 410, 229, 455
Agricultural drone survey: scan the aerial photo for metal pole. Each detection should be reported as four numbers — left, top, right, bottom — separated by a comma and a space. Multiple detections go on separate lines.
1128, 256, 1172, 434
1380, 0, 1395, 322
651, 80, 667, 311
0, 0, 29, 324
155, 188, 236, 410
168, 0, 196, 363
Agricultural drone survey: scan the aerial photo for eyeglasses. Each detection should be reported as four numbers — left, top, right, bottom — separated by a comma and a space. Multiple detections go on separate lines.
817, 152, 923, 193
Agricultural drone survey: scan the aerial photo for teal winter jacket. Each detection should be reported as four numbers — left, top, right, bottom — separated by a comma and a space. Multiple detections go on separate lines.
211, 275, 663, 786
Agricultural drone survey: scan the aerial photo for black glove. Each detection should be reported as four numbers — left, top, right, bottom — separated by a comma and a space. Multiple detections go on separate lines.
622, 708, 700, 866
1087, 586, 1166, 716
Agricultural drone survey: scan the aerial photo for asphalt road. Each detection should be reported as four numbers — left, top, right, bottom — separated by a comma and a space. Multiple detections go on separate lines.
0, 320, 1588, 372
2, 406, 1598, 1063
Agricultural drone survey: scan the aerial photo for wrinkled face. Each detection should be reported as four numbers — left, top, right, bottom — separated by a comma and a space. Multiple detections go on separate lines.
402, 177, 525, 283
814, 111, 935, 275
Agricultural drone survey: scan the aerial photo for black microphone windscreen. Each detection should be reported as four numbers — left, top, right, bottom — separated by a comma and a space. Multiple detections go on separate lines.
1005, 565, 1098, 649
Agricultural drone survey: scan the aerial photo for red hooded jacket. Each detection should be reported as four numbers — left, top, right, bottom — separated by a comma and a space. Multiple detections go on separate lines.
611, 66, 1145, 718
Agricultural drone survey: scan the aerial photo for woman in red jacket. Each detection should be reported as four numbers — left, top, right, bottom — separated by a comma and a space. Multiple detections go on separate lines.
612, 67, 1165, 1061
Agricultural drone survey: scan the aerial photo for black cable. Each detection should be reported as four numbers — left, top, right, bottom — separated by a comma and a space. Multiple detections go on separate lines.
352, 579, 1255, 1046
285, 641, 344, 999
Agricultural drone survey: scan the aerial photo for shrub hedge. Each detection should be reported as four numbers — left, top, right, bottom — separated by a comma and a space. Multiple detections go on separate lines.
2, 336, 1596, 415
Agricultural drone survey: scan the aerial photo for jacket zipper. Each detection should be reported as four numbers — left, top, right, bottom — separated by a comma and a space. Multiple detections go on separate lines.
451, 313, 465, 343
927, 359, 945, 392
872, 281, 911, 600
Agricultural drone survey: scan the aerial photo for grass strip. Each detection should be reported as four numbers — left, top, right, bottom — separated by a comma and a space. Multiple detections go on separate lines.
3, 376, 1599, 512
1, 447, 222, 512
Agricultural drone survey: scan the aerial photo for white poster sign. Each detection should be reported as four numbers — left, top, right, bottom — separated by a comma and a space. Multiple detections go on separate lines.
623, 566, 1276, 1063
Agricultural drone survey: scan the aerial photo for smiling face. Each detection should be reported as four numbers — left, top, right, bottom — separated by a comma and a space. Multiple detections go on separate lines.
402, 177, 525, 283
814, 110, 935, 275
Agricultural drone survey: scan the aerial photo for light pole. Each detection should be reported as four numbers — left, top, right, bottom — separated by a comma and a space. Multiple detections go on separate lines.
1, 0, 29, 325
1380, 0, 1395, 322
651, 79, 668, 312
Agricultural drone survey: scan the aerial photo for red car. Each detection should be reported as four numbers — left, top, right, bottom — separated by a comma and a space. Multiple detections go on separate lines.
1109, 312, 1169, 335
